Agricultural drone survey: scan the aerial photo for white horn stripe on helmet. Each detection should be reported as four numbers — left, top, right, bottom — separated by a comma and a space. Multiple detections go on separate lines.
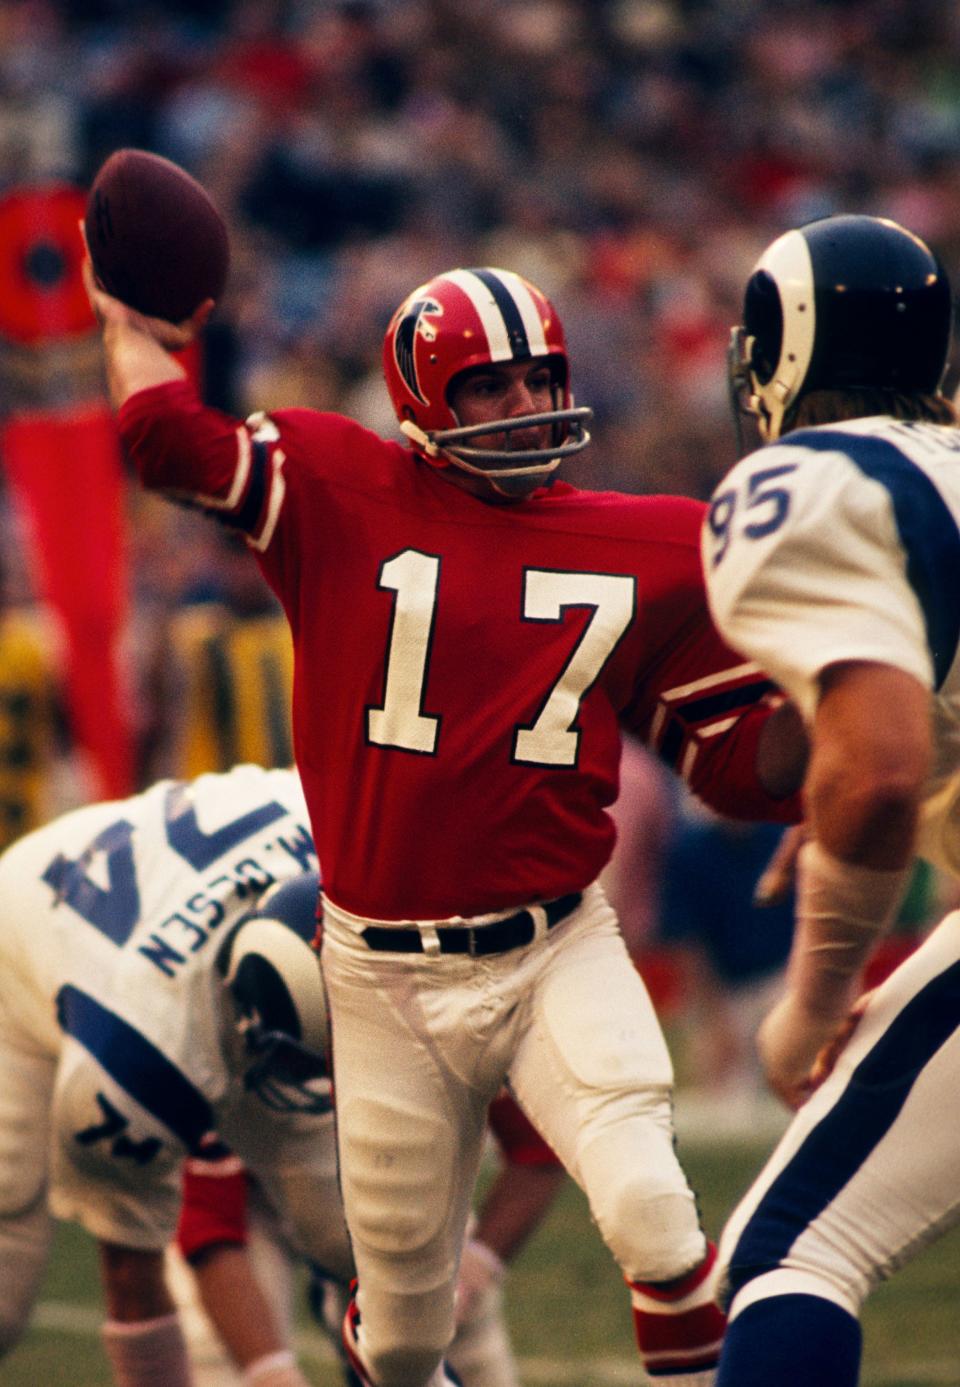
754, 228, 816, 427
443, 268, 549, 361
731, 214, 953, 452
217, 872, 331, 1114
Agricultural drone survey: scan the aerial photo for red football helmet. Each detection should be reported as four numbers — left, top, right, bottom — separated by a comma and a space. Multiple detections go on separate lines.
382, 266, 592, 481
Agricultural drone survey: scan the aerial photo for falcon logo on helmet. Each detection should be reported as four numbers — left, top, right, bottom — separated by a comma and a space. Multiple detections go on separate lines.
382, 266, 592, 482
729, 214, 953, 451
392, 295, 443, 405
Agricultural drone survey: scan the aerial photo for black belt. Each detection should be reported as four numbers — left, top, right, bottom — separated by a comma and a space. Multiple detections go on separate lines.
360, 892, 583, 957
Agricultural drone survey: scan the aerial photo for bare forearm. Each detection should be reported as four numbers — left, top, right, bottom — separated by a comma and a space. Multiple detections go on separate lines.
789, 843, 909, 1016
807, 759, 920, 868
759, 839, 912, 1106
99, 1243, 176, 1321
83, 257, 211, 409
98, 1245, 193, 1387
101, 319, 187, 410
758, 663, 929, 1105
192, 1244, 285, 1369
472, 1164, 565, 1263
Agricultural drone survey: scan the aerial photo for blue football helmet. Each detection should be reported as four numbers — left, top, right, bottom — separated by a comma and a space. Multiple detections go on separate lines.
729, 214, 952, 447
217, 871, 330, 1114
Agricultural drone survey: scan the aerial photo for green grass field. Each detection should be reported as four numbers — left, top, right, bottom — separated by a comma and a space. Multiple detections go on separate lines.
5, 1131, 959, 1386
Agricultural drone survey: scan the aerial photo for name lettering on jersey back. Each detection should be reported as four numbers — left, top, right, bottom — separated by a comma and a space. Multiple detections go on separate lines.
139, 827, 318, 977
273, 824, 316, 872
884, 419, 960, 457
43, 797, 318, 979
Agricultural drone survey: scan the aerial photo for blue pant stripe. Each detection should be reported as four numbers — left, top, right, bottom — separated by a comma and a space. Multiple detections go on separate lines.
728, 955, 960, 1293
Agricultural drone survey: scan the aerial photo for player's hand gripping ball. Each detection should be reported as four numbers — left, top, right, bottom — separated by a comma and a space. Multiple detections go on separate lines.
84, 148, 229, 323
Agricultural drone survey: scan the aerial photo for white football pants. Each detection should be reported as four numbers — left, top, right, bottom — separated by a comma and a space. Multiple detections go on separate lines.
322, 882, 708, 1387
718, 908, 960, 1323
166, 1194, 522, 1387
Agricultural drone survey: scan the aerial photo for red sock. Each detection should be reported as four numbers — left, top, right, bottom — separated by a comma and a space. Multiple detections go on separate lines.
341, 1289, 377, 1387
628, 1242, 726, 1378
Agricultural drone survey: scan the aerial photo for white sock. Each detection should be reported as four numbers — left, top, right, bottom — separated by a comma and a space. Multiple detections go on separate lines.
243, 1349, 312, 1387
102, 1313, 192, 1387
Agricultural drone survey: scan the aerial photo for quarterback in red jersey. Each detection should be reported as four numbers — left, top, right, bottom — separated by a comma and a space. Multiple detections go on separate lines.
88, 259, 801, 1387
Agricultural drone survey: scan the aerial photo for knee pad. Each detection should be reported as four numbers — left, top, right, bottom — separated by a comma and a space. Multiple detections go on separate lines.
602, 1179, 705, 1282
577, 1106, 705, 1281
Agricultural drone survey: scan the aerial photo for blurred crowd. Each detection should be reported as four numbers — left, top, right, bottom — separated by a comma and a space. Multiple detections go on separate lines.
0, 0, 958, 1099
5, 0, 960, 495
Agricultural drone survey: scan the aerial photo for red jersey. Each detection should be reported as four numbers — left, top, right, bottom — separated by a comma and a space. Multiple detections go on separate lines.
120, 382, 796, 919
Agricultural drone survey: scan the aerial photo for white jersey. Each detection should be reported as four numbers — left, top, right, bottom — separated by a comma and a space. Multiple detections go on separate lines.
0, 763, 325, 1251
0, 763, 314, 1081
702, 416, 960, 876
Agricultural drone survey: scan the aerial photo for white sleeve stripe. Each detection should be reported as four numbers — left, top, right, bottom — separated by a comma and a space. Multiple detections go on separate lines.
247, 449, 287, 552
186, 426, 252, 511
651, 707, 741, 752
677, 718, 739, 782
695, 715, 739, 738
660, 661, 762, 702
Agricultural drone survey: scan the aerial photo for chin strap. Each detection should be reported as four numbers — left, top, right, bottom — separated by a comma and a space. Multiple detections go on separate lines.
400, 418, 446, 462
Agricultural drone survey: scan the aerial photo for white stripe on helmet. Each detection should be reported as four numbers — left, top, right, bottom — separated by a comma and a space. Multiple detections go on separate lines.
442, 268, 549, 361
755, 228, 816, 406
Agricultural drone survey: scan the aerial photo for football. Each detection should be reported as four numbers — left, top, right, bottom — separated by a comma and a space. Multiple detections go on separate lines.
84, 148, 230, 322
